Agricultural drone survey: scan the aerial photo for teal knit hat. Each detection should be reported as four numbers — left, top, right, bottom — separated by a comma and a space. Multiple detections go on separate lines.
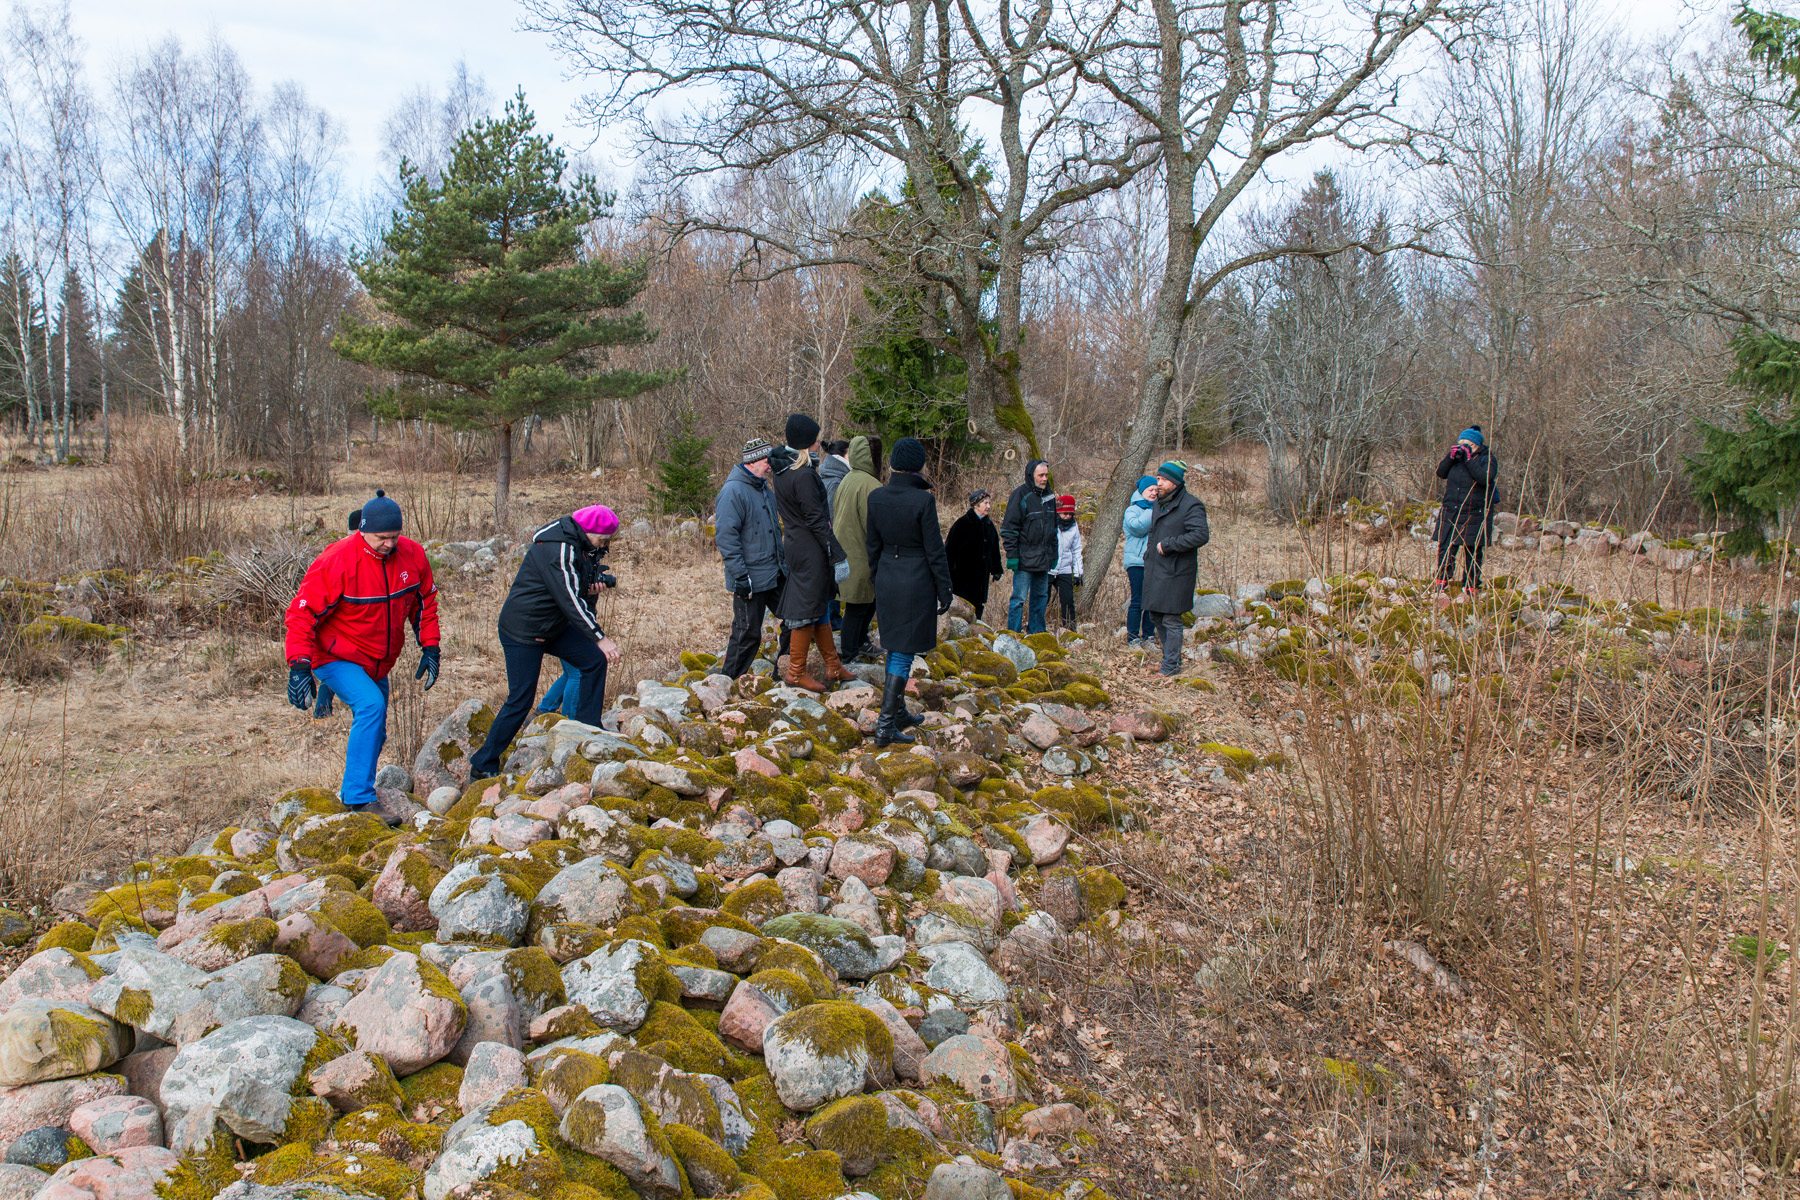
1156, 461, 1187, 486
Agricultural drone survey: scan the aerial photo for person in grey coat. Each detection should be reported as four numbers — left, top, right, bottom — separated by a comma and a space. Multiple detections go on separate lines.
716, 437, 786, 678
1140, 460, 1210, 676
819, 439, 852, 510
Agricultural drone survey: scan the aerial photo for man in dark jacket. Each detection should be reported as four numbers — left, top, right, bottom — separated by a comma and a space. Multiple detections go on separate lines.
469, 506, 621, 779
945, 488, 1004, 621
819, 439, 852, 510
716, 437, 785, 678
1435, 426, 1498, 596
772, 413, 853, 691
866, 437, 952, 745
1000, 458, 1057, 634
1141, 461, 1210, 676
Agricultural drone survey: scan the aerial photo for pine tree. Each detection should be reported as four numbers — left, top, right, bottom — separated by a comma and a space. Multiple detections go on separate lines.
652, 411, 714, 517
0, 254, 45, 436
334, 93, 676, 523
53, 271, 101, 424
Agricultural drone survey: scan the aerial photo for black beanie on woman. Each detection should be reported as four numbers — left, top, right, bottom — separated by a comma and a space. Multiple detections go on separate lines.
785, 413, 821, 449
890, 437, 927, 473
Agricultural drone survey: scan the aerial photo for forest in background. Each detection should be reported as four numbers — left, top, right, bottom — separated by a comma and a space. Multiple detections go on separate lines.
0, 0, 1785, 539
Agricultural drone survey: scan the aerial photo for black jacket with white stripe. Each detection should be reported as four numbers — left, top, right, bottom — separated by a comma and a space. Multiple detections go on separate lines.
495, 515, 608, 647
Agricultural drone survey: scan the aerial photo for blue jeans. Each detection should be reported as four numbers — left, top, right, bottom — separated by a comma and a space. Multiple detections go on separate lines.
538, 664, 582, 717
311, 661, 390, 808
1007, 570, 1049, 634
885, 650, 914, 677
1126, 565, 1146, 638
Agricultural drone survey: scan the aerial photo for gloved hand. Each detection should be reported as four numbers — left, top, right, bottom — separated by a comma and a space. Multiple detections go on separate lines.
937, 596, 952, 615
733, 578, 753, 600
833, 559, 850, 585
1450, 445, 1469, 463
287, 662, 316, 711
1075, 576, 1083, 588
1006, 557, 1019, 571
416, 646, 440, 691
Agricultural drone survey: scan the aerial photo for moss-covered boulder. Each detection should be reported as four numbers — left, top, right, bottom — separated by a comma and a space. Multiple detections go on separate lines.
761, 1002, 895, 1111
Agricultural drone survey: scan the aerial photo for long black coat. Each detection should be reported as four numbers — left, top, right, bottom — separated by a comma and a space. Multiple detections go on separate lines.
1436, 448, 1497, 547
867, 472, 953, 655
772, 457, 845, 622
1141, 485, 1210, 615
944, 508, 1003, 609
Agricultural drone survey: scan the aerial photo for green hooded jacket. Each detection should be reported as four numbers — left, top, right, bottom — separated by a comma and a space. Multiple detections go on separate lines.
831, 436, 880, 605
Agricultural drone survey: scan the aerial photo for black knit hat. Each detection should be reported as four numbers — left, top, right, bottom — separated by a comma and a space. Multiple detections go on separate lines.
785, 413, 821, 449
890, 437, 927, 473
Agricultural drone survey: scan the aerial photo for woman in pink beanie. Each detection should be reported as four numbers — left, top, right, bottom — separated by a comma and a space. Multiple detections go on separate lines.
469, 505, 622, 778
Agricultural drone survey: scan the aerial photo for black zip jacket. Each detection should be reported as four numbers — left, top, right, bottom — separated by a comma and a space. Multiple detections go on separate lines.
496, 516, 607, 646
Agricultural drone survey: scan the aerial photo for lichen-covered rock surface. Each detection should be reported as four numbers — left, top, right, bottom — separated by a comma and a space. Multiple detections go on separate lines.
0, 622, 1153, 1199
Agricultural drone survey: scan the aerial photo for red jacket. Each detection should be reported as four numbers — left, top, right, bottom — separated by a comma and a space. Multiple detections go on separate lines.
284, 534, 439, 680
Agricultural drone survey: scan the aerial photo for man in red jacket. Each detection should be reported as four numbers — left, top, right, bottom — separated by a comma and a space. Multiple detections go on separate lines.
284, 491, 439, 823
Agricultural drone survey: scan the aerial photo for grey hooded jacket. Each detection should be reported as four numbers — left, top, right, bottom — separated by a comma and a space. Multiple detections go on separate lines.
715, 463, 785, 593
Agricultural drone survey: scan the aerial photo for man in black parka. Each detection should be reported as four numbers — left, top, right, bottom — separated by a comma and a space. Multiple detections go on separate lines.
1435, 425, 1498, 596
1000, 458, 1058, 634
1141, 460, 1210, 677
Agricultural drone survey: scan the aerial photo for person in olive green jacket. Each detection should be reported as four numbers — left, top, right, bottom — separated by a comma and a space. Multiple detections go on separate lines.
831, 435, 882, 662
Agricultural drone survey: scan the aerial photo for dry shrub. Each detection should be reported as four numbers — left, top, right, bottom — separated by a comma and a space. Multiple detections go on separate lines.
0, 694, 102, 904
99, 429, 235, 567
377, 430, 485, 543
206, 535, 319, 626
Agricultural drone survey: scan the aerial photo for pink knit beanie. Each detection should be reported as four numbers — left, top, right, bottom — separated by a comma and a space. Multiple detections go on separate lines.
572, 505, 620, 537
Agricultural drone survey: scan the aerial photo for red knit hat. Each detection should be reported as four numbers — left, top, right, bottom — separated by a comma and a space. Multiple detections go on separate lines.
1056, 494, 1075, 515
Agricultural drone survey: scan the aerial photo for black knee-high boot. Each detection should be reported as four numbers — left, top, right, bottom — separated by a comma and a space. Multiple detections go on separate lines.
873, 673, 916, 746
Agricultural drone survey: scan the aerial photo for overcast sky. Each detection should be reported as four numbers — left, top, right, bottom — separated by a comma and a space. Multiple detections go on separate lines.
71, 0, 1724, 211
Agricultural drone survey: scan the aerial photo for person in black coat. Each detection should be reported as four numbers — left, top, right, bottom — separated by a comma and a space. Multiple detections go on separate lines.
1140, 461, 1210, 677
1435, 425, 1498, 595
470, 507, 621, 779
866, 437, 952, 745
771, 413, 853, 691
944, 489, 1003, 621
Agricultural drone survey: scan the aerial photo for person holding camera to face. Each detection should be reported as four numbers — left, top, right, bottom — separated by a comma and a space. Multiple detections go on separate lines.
469, 504, 622, 780
1434, 425, 1498, 597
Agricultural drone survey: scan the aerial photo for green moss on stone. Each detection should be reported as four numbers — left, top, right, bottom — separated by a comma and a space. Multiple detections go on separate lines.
35, 922, 96, 952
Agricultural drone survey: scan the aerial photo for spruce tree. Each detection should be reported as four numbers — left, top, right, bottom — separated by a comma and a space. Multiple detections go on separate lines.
652, 411, 714, 517
334, 93, 674, 523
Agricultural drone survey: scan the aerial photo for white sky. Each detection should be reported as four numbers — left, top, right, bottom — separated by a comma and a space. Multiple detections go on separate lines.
72, 0, 1724, 210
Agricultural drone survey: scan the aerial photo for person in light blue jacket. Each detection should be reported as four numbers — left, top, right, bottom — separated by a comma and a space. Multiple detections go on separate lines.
1122, 474, 1157, 646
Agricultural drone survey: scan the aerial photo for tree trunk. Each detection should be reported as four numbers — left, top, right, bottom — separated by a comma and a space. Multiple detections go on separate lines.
494, 421, 514, 529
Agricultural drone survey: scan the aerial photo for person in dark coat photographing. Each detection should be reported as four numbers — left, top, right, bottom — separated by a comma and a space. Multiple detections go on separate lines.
866, 437, 952, 745
716, 437, 786, 678
1435, 426, 1498, 596
1000, 458, 1057, 634
468, 506, 621, 780
1140, 461, 1210, 677
944, 489, 1004, 622
772, 413, 853, 692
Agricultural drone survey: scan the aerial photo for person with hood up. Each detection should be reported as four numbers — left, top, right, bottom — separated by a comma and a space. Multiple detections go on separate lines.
1435, 425, 1498, 596
284, 490, 439, 824
944, 488, 1004, 621
1121, 474, 1157, 647
819, 439, 852, 510
1000, 457, 1057, 634
866, 437, 952, 745
716, 437, 786, 679
1140, 461, 1211, 677
1048, 494, 1084, 632
772, 413, 854, 691
468, 505, 621, 780
831, 435, 883, 663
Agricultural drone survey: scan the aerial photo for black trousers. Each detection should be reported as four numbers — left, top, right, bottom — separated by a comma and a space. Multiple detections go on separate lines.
840, 601, 876, 659
470, 630, 607, 778
1436, 534, 1484, 588
723, 587, 781, 679
1050, 573, 1077, 629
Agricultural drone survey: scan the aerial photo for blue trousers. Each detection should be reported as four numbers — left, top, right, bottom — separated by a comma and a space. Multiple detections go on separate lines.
885, 650, 915, 677
471, 630, 608, 780
538, 664, 582, 717
1126, 565, 1147, 638
311, 661, 390, 808
1007, 570, 1049, 634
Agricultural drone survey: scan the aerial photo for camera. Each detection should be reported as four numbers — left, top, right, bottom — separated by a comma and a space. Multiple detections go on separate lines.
597, 570, 618, 589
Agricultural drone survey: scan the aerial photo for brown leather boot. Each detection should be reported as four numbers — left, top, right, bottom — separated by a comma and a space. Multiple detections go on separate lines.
815, 622, 856, 683
785, 626, 826, 692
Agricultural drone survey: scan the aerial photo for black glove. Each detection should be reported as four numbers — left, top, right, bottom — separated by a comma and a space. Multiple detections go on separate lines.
1075, 576, 1083, 588
416, 646, 440, 691
732, 578, 752, 599
937, 596, 953, 615
288, 662, 316, 711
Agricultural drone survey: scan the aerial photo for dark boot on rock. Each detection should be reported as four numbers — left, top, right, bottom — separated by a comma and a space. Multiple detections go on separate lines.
873, 672, 916, 746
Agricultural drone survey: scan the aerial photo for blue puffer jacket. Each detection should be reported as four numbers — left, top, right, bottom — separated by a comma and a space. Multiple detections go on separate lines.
715, 464, 785, 593
1122, 475, 1156, 569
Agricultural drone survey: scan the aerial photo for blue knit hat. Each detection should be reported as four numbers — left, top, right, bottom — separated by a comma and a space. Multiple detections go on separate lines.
1156, 461, 1187, 486
359, 490, 402, 534
1459, 426, 1485, 447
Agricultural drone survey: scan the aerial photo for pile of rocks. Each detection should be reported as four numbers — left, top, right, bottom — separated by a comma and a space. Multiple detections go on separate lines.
1413, 511, 1734, 572
1, 624, 1172, 1200
423, 538, 525, 579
